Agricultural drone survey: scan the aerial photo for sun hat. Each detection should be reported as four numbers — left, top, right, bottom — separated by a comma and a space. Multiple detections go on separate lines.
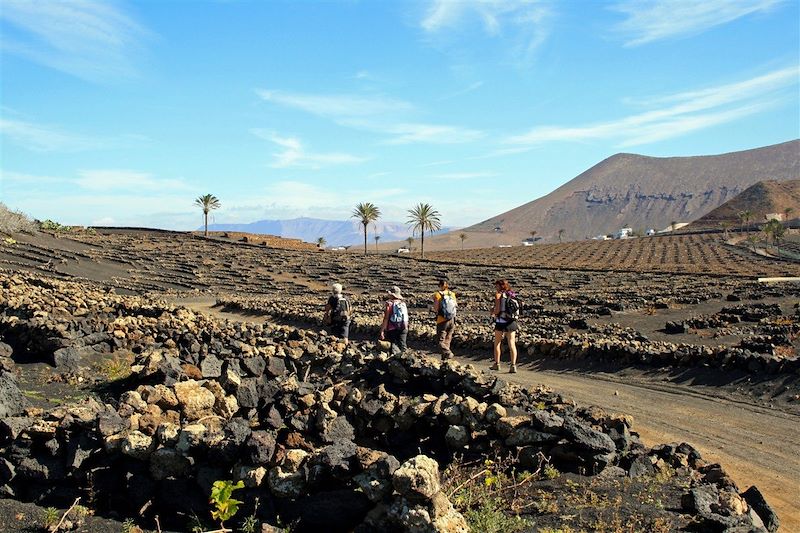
387, 285, 403, 299
332, 283, 343, 295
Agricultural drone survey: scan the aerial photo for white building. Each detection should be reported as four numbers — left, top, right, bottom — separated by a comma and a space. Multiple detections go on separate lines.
614, 227, 633, 239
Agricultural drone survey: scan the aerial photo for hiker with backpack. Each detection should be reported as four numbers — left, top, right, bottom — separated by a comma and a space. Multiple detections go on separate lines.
491, 279, 520, 373
323, 282, 351, 344
432, 278, 457, 360
379, 285, 408, 354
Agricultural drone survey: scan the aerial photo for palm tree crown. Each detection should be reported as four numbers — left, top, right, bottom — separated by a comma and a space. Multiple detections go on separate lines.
406, 203, 441, 258
194, 194, 221, 237
351, 202, 381, 255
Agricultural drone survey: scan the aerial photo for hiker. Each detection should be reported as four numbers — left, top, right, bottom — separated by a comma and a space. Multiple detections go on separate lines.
432, 278, 457, 360
491, 279, 519, 373
379, 285, 408, 354
323, 282, 351, 344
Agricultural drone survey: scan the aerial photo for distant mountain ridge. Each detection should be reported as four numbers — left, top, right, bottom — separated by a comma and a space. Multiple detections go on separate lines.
206, 217, 452, 246
687, 179, 800, 229
424, 139, 799, 249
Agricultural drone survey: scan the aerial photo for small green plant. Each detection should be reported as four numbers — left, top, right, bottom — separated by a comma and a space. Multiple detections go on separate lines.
43, 507, 60, 530
93, 353, 133, 381
240, 514, 258, 533
464, 497, 531, 533
121, 518, 140, 533
209, 479, 244, 528
542, 464, 560, 480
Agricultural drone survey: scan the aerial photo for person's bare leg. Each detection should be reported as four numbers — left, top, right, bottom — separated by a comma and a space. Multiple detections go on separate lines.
508, 331, 517, 366
493, 330, 503, 368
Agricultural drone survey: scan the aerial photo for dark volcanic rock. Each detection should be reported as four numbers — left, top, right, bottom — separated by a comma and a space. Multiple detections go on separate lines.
742, 486, 780, 532
0, 370, 27, 418
51, 347, 83, 372
245, 431, 276, 465
562, 416, 616, 453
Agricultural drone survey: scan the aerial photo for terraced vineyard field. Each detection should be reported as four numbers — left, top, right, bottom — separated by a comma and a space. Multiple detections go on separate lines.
427, 233, 800, 277
1, 228, 799, 531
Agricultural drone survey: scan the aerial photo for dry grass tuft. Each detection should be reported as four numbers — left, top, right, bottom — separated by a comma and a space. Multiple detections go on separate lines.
0, 203, 37, 234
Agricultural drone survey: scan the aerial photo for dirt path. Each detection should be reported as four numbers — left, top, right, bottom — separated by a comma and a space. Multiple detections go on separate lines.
174, 299, 800, 532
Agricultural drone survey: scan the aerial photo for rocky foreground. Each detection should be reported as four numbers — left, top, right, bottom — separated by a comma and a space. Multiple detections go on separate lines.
0, 272, 782, 532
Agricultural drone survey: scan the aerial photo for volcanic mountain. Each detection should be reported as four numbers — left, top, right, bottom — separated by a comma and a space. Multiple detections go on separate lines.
430, 139, 800, 249
687, 179, 800, 230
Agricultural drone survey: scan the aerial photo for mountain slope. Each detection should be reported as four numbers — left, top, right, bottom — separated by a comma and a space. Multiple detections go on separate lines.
434, 140, 799, 248
687, 179, 800, 229
206, 217, 451, 246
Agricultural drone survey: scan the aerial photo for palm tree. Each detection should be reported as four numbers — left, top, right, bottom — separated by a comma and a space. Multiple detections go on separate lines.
558, 228, 564, 242
316, 237, 326, 249
720, 221, 731, 241
351, 202, 381, 255
764, 218, 785, 255
784, 207, 794, 228
530, 230, 537, 242
406, 203, 441, 259
742, 210, 753, 232
194, 194, 221, 237
374, 234, 381, 252
406, 236, 414, 249
459, 232, 467, 251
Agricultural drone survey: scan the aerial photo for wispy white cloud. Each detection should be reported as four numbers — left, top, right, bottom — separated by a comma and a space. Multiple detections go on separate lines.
2, 168, 200, 228
439, 81, 484, 100
382, 123, 485, 145
431, 171, 497, 180
611, 0, 784, 46
0, 170, 68, 196
0, 117, 107, 152
420, 160, 456, 167
257, 89, 484, 145
225, 181, 408, 222
75, 169, 192, 192
504, 66, 799, 148
256, 89, 413, 119
251, 129, 367, 169
421, 0, 554, 64
0, 0, 151, 82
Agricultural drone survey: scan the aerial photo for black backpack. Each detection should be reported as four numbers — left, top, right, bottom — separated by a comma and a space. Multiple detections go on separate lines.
502, 292, 521, 320
333, 296, 351, 322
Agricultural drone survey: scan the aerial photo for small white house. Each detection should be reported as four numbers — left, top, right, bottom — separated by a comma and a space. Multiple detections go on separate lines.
646, 228, 656, 236
592, 235, 611, 241
396, 247, 410, 254
614, 227, 633, 239
765, 213, 784, 222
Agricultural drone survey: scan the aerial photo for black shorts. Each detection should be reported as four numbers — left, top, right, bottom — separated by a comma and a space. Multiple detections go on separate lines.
331, 320, 350, 340
495, 320, 519, 332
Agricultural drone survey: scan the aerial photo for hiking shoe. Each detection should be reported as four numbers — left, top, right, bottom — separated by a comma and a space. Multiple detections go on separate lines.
441, 352, 453, 361
509, 364, 517, 374
489, 362, 500, 371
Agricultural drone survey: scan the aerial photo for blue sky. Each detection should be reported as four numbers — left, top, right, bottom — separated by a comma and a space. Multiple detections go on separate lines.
1, 0, 798, 230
